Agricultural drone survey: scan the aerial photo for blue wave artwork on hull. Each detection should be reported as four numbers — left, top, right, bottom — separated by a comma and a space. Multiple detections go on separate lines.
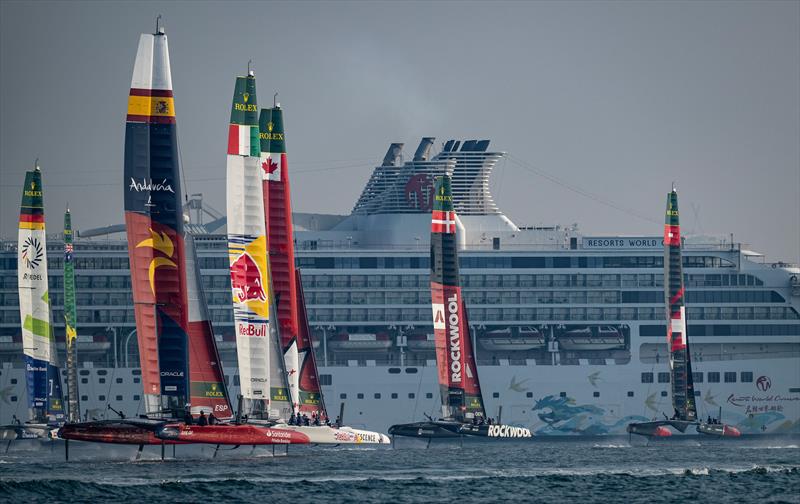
532, 395, 648, 436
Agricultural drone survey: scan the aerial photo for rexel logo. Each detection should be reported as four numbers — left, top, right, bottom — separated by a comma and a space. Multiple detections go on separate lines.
756, 375, 771, 392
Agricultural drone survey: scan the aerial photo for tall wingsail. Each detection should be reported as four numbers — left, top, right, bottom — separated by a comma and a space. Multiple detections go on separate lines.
259, 106, 324, 417
18, 165, 64, 423
226, 71, 271, 416
664, 188, 697, 421
430, 176, 485, 422
124, 29, 190, 414
185, 233, 233, 419
296, 270, 327, 417
63, 209, 80, 423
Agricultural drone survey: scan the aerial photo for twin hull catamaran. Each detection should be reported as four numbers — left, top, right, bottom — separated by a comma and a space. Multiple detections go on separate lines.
59, 28, 309, 448
157, 71, 387, 446
626, 188, 740, 439
389, 176, 532, 440
0, 165, 66, 442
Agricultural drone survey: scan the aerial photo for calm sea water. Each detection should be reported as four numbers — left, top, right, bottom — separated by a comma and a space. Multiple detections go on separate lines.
1, 437, 798, 503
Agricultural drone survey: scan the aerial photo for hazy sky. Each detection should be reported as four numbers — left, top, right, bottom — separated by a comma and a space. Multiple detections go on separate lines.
1, 1, 798, 263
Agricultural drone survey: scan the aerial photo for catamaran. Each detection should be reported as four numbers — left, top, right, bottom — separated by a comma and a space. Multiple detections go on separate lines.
388, 176, 532, 440
253, 104, 389, 444
151, 69, 311, 447
0, 163, 65, 444
626, 187, 741, 439
59, 23, 191, 446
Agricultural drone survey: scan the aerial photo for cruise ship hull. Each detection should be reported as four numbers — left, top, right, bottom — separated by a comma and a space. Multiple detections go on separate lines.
3, 355, 793, 437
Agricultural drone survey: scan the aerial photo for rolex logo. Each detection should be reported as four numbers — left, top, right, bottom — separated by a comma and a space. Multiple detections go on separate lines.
267, 122, 273, 132
243, 92, 250, 103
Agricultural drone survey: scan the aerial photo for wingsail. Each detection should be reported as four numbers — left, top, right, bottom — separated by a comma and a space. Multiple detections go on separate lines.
430, 175, 485, 422
63, 209, 80, 423
18, 165, 64, 423
226, 71, 271, 416
664, 188, 697, 422
185, 233, 233, 420
258, 106, 303, 413
124, 29, 190, 413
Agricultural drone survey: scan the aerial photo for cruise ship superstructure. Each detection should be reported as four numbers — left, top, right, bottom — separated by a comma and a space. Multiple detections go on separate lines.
1, 138, 798, 436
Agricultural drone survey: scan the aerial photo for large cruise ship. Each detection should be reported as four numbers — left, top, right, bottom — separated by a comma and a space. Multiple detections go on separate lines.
1, 138, 798, 435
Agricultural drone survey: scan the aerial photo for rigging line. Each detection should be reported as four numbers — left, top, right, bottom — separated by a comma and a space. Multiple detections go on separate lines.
505, 154, 661, 226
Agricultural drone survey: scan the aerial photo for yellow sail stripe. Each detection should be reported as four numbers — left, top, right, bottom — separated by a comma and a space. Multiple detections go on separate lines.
19, 222, 45, 230
127, 96, 176, 117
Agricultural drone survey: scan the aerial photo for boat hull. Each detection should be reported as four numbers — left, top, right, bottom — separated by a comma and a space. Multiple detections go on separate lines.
696, 423, 741, 437
58, 419, 177, 445
389, 420, 532, 439
155, 423, 311, 445
279, 424, 390, 444
0, 423, 55, 441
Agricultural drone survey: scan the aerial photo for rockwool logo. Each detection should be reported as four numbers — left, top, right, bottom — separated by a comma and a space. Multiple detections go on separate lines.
487, 425, 533, 438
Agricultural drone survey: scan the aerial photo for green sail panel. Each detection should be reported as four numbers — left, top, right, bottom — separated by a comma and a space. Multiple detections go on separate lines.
63, 209, 80, 422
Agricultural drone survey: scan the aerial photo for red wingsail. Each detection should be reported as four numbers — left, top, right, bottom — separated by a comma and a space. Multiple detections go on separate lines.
430, 176, 486, 421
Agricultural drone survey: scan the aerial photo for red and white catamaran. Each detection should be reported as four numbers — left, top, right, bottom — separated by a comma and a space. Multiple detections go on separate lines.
626, 186, 740, 439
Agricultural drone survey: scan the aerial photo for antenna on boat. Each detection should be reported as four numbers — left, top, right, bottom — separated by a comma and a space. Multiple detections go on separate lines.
247, 59, 254, 77
672, 181, 677, 192
155, 15, 164, 35
274, 92, 279, 108
34, 158, 40, 172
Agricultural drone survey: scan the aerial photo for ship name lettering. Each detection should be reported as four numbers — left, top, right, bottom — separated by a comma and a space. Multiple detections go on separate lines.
447, 293, 461, 383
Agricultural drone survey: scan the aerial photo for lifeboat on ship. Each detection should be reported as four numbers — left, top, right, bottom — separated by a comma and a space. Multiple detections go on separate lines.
557, 326, 625, 351
328, 332, 392, 351
478, 327, 545, 351
406, 332, 435, 351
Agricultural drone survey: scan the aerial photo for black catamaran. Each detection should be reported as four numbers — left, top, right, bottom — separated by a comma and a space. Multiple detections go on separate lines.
627, 186, 741, 438
388, 176, 531, 440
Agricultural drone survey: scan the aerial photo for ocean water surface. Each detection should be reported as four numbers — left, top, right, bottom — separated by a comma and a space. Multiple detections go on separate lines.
0, 437, 798, 503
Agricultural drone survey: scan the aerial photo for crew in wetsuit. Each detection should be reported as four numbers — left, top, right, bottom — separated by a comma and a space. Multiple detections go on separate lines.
208, 412, 217, 425
197, 411, 208, 426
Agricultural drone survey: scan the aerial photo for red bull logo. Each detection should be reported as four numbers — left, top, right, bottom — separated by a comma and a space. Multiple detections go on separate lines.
230, 253, 267, 302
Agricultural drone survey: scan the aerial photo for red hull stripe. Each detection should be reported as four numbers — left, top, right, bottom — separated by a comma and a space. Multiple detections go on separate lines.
126, 114, 177, 124
129, 88, 174, 97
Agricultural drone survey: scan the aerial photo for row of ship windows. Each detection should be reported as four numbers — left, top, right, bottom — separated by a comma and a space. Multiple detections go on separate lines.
0, 272, 765, 293
299, 273, 762, 290
299, 289, 784, 306
0, 287, 785, 312
641, 324, 800, 337
1, 305, 796, 329
7, 394, 140, 403
641, 371, 754, 383
8, 305, 791, 328
0, 254, 735, 272
294, 255, 734, 270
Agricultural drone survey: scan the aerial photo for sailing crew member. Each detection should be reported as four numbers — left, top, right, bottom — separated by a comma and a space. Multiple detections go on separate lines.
335, 415, 341, 428
208, 412, 217, 425
197, 411, 208, 426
